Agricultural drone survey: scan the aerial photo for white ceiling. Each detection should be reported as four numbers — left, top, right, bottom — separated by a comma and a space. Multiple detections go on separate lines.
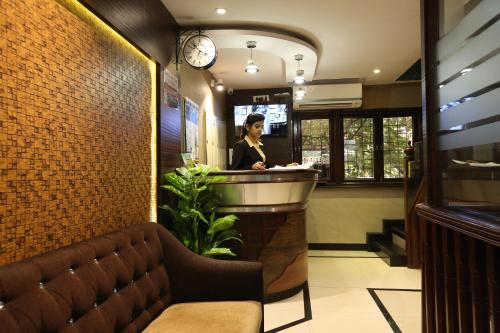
161, 0, 421, 89
208, 30, 318, 89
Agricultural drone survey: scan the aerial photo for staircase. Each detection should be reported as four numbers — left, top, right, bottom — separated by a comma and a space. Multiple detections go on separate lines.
366, 219, 407, 267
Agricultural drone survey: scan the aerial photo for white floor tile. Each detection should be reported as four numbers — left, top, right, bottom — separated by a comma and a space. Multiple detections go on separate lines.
264, 255, 422, 333
264, 309, 306, 332
309, 312, 393, 333
375, 290, 421, 333
309, 287, 380, 314
308, 250, 379, 258
265, 291, 305, 331
308, 257, 421, 289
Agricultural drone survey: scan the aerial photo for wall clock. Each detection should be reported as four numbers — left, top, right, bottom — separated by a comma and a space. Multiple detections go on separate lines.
183, 34, 217, 70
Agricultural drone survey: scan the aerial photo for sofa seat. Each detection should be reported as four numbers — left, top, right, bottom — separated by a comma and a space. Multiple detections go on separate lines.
143, 300, 262, 333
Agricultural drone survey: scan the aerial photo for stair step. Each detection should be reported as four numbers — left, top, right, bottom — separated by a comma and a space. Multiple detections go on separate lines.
374, 240, 407, 267
382, 219, 405, 236
392, 233, 406, 250
391, 226, 406, 239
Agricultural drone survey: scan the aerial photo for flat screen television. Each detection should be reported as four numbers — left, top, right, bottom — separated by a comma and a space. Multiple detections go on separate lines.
234, 104, 288, 137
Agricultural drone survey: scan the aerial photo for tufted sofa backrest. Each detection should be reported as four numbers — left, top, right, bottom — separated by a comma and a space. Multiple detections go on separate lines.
0, 223, 172, 333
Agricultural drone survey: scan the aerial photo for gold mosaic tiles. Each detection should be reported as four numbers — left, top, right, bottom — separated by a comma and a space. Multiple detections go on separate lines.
0, 0, 154, 265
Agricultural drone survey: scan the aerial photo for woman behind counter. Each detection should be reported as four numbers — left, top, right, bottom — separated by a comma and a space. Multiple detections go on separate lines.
230, 113, 273, 170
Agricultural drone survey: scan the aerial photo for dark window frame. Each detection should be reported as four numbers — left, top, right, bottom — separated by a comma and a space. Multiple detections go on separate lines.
293, 107, 422, 186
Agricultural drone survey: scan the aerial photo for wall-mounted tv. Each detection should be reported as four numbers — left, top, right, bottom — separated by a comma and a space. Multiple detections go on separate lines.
234, 104, 288, 137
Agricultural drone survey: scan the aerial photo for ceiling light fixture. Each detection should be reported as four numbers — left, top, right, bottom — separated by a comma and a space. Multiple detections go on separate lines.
210, 78, 224, 92
373, 69, 381, 74
293, 54, 305, 85
215, 8, 226, 15
460, 68, 473, 74
244, 41, 259, 74
295, 87, 306, 97
215, 79, 224, 91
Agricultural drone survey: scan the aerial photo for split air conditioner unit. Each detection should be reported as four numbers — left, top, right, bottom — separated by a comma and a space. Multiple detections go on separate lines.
293, 83, 362, 110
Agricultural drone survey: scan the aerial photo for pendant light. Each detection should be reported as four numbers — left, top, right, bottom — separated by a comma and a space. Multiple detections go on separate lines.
293, 54, 305, 84
245, 41, 259, 74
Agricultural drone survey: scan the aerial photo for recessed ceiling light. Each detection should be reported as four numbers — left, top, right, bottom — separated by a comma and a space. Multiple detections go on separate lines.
373, 69, 381, 74
460, 68, 472, 74
215, 8, 226, 15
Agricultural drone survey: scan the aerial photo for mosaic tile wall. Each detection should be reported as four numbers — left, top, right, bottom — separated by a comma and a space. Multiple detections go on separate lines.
0, 0, 153, 265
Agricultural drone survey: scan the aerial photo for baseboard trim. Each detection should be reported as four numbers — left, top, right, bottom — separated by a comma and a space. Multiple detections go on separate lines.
308, 243, 368, 251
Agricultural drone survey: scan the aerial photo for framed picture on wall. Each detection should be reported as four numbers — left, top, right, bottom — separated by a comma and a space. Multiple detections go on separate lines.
183, 97, 199, 162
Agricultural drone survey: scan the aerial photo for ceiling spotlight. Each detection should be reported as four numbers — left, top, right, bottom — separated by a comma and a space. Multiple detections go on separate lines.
373, 69, 381, 74
215, 78, 224, 91
293, 54, 305, 85
460, 68, 473, 74
439, 84, 445, 89
244, 41, 259, 74
215, 8, 226, 15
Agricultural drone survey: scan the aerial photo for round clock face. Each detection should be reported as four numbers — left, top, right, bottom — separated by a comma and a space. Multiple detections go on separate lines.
183, 34, 217, 69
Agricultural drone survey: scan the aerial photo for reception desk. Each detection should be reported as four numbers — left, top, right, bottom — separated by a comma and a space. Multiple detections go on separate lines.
210, 169, 319, 302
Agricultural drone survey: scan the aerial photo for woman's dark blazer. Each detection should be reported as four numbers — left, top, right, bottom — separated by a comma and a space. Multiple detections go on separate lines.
230, 139, 274, 170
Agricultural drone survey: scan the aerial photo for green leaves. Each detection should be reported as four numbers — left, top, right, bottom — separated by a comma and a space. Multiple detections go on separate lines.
203, 247, 237, 257
208, 215, 238, 235
160, 185, 189, 201
159, 165, 242, 258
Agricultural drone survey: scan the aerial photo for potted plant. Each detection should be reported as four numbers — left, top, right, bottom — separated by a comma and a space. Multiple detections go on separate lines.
159, 164, 242, 258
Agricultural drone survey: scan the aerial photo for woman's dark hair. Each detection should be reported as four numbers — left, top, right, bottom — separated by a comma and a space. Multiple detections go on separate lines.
241, 113, 265, 138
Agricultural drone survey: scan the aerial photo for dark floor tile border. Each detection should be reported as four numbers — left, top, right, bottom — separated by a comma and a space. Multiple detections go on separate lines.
367, 288, 421, 333
265, 282, 312, 333
308, 243, 367, 251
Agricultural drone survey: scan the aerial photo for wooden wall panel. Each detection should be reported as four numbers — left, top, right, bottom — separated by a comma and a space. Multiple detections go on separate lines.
0, 0, 155, 264
80, 0, 177, 66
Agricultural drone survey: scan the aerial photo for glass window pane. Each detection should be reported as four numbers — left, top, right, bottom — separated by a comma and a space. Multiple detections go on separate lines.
344, 118, 374, 179
383, 117, 413, 178
301, 119, 330, 179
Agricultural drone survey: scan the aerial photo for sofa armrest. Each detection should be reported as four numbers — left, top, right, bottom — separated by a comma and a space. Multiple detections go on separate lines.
156, 226, 263, 303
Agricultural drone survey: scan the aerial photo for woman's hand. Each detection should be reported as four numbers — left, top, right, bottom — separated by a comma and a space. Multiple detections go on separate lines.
287, 162, 299, 167
252, 161, 265, 170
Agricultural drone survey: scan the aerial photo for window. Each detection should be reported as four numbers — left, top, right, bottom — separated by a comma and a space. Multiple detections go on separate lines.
301, 119, 330, 179
383, 117, 413, 178
343, 118, 374, 179
295, 109, 419, 184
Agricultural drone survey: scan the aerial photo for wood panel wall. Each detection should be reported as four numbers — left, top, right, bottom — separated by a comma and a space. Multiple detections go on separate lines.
79, 0, 181, 173
0, 0, 156, 264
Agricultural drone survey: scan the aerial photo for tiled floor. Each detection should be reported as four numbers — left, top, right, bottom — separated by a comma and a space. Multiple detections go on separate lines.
264, 250, 421, 333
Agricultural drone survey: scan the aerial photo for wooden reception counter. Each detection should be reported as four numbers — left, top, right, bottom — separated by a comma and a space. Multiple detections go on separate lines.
210, 169, 319, 302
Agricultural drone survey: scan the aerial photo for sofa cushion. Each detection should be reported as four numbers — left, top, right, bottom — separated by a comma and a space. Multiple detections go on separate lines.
143, 301, 262, 333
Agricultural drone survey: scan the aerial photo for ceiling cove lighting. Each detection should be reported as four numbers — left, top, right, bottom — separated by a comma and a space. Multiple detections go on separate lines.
215, 8, 226, 15
245, 41, 260, 74
293, 54, 305, 84
373, 69, 381, 74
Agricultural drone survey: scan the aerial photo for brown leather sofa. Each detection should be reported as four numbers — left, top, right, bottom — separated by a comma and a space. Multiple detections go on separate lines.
0, 223, 263, 333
